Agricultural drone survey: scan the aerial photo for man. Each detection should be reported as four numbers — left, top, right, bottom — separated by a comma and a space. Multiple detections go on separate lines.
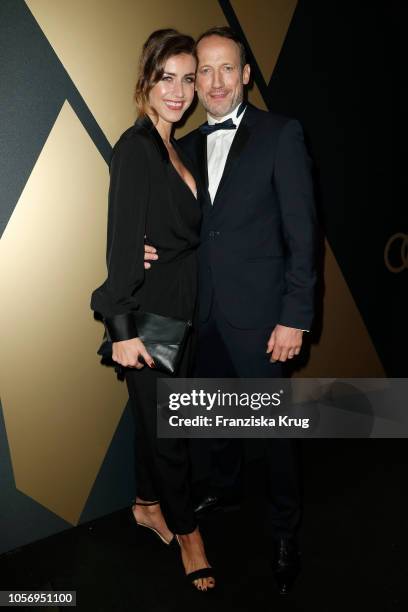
145, 26, 317, 593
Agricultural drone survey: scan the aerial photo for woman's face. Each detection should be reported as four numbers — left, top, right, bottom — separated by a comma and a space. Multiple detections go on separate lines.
148, 53, 196, 124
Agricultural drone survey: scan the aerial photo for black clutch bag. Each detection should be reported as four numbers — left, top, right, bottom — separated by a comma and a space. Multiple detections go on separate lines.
97, 311, 192, 376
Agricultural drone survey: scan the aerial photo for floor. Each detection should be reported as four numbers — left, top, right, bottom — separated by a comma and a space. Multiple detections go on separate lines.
1, 440, 407, 611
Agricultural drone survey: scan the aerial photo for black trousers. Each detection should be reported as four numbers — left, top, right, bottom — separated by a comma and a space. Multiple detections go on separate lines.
125, 335, 197, 535
191, 298, 302, 539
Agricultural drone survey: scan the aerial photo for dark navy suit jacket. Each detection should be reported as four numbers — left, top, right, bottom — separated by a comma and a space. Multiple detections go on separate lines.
179, 103, 317, 331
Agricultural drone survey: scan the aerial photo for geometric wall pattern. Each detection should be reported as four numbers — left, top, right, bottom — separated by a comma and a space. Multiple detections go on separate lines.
0, 100, 128, 525
1, 0, 396, 554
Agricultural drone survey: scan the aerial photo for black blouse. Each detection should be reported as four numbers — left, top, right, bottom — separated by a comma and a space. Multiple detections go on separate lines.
90, 115, 202, 341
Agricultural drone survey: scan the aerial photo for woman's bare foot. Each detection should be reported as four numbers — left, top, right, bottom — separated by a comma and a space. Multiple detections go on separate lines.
177, 527, 215, 591
132, 498, 174, 545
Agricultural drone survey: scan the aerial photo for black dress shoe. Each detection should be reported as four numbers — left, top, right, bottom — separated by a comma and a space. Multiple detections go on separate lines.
194, 493, 241, 516
271, 536, 301, 595
194, 495, 219, 515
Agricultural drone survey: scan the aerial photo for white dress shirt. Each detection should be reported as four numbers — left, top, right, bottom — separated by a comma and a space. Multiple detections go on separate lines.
206, 104, 246, 204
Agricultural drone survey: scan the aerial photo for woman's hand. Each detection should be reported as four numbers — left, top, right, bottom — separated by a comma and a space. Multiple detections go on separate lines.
112, 337, 155, 369
144, 243, 158, 269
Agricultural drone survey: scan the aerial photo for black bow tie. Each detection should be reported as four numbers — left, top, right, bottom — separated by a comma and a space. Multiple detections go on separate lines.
198, 102, 247, 136
199, 117, 236, 135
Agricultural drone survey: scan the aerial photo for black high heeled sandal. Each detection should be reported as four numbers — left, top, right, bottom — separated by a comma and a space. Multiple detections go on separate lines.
175, 535, 216, 591
132, 500, 176, 546
186, 567, 216, 591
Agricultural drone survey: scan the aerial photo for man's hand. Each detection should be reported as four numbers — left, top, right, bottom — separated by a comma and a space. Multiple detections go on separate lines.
266, 325, 303, 362
144, 243, 158, 269
112, 337, 154, 369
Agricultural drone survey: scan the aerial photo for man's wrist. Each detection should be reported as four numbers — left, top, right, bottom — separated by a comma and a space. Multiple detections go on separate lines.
277, 323, 309, 332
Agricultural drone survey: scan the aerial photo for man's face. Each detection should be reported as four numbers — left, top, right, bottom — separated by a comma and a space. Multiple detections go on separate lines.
195, 35, 250, 118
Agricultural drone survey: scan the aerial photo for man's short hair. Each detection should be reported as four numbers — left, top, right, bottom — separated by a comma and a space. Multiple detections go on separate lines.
195, 26, 247, 69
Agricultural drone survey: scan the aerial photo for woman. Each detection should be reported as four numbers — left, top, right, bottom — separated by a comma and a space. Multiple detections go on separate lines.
91, 29, 215, 592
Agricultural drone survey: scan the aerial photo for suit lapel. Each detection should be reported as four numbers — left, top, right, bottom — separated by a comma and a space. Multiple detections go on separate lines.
190, 104, 258, 209
212, 109, 253, 206
197, 133, 208, 188
215, 123, 250, 199
195, 132, 212, 208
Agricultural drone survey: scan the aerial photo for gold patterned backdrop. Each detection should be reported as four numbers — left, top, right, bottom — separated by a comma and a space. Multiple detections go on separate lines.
0, 0, 383, 536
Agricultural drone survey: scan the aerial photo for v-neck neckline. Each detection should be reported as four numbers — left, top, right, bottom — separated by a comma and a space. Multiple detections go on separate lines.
169, 161, 197, 201
169, 137, 198, 201
134, 114, 198, 200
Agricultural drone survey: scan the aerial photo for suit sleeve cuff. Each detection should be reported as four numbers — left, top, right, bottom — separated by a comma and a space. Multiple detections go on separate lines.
104, 312, 138, 342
